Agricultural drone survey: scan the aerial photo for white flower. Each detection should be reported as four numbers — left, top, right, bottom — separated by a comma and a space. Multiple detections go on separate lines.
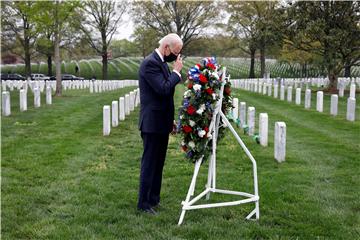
180, 115, 184, 120
211, 71, 219, 80
212, 93, 217, 100
193, 84, 202, 92
181, 141, 186, 146
198, 130, 206, 138
196, 104, 206, 115
183, 90, 191, 98
189, 120, 195, 127
188, 141, 195, 149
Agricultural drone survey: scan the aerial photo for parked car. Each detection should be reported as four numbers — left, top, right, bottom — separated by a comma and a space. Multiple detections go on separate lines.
49, 74, 84, 80
0, 73, 26, 80
31, 73, 50, 81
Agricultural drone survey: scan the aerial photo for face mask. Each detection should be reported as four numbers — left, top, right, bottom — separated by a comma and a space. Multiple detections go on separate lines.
164, 46, 178, 62
164, 52, 177, 62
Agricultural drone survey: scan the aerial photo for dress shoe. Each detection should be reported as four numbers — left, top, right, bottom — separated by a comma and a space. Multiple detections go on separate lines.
150, 202, 161, 209
138, 207, 157, 215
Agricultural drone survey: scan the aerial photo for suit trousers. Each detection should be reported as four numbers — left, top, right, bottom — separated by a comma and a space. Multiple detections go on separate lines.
137, 132, 169, 210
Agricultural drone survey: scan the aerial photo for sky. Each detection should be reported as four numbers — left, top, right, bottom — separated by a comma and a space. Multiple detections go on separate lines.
113, 10, 230, 41
114, 13, 134, 40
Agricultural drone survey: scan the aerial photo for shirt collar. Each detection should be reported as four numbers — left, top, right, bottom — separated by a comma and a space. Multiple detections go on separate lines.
155, 48, 164, 62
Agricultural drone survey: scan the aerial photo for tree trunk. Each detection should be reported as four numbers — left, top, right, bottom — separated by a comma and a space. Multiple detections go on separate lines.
260, 46, 265, 78
101, 30, 108, 80
54, 1, 62, 96
249, 48, 256, 78
344, 60, 351, 77
328, 72, 338, 92
47, 55, 52, 76
24, 33, 31, 79
102, 53, 108, 80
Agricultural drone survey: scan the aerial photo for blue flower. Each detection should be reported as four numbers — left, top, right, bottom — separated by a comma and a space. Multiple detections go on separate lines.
183, 99, 190, 107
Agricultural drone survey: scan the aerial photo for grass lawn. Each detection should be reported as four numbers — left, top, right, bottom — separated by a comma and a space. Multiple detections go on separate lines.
1, 85, 360, 239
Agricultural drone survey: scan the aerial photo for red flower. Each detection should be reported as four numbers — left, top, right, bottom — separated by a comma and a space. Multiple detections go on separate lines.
207, 63, 216, 70
182, 145, 188, 152
183, 125, 193, 133
204, 126, 209, 132
206, 88, 213, 95
195, 63, 201, 69
188, 82, 193, 89
225, 87, 231, 95
199, 74, 208, 84
187, 105, 196, 115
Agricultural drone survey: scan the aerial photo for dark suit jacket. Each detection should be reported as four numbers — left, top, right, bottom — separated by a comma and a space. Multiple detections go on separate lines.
138, 51, 181, 134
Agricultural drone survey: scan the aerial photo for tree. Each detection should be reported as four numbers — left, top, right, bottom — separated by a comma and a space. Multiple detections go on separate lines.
32, 0, 80, 96
1, 1, 37, 78
131, 0, 220, 48
287, 1, 360, 89
80, 0, 127, 80
132, 26, 159, 58
227, 1, 259, 78
226, 1, 285, 78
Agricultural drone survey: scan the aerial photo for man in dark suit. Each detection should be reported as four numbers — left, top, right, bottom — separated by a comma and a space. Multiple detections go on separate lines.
137, 33, 183, 214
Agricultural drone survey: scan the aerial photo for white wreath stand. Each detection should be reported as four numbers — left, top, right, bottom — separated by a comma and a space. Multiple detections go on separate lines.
178, 67, 260, 225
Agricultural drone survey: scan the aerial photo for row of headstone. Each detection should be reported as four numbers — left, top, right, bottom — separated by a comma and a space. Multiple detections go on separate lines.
2, 87, 53, 116
89, 80, 138, 93
103, 88, 140, 136
231, 79, 357, 122
230, 78, 359, 98
1, 79, 139, 93
232, 98, 286, 162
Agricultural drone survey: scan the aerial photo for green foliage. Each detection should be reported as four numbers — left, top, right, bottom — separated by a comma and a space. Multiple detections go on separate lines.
286, 1, 360, 86
110, 39, 139, 57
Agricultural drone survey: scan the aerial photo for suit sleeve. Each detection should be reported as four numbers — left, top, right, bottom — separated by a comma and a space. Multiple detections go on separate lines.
144, 59, 181, 96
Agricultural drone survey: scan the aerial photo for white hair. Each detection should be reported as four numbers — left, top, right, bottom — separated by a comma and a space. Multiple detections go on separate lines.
159, 33, 183, 48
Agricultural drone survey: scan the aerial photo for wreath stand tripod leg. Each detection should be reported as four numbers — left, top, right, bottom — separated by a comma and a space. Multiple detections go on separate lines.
178, 159, 202, 225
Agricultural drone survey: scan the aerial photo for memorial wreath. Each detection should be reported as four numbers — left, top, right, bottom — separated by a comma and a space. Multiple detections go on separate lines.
177, 57, 233, 163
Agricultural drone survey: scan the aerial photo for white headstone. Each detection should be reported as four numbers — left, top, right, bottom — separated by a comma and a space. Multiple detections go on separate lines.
339, 85, 344, 97
129, 91, 135, 111
46, 87, 52, 105
247, 107, 255, 136
232, 98, 239, 120
295, 88, 301, 105
267, 84, 272, 96
34, 87, 41, 108
239, 102, 246, 127
259, 113, 268, 147
274, 84, 278, 98
316, 91, 323, 112
346, 97, 356, 121
330, 94, 338, 116
305, 89, 311, 109
125, 94, 130, 115
2, 91, 11, 116
103, 105, 111, 136
90, 81, 94, 93
280, 85, 285, 100
274, 122, 286, 163
20, 89, 27, 112
263, 83, 267, 95
287, 86, 293, 102
112, 101, 119, 127
350, 83, 356, 98
119, 97, 125, 121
